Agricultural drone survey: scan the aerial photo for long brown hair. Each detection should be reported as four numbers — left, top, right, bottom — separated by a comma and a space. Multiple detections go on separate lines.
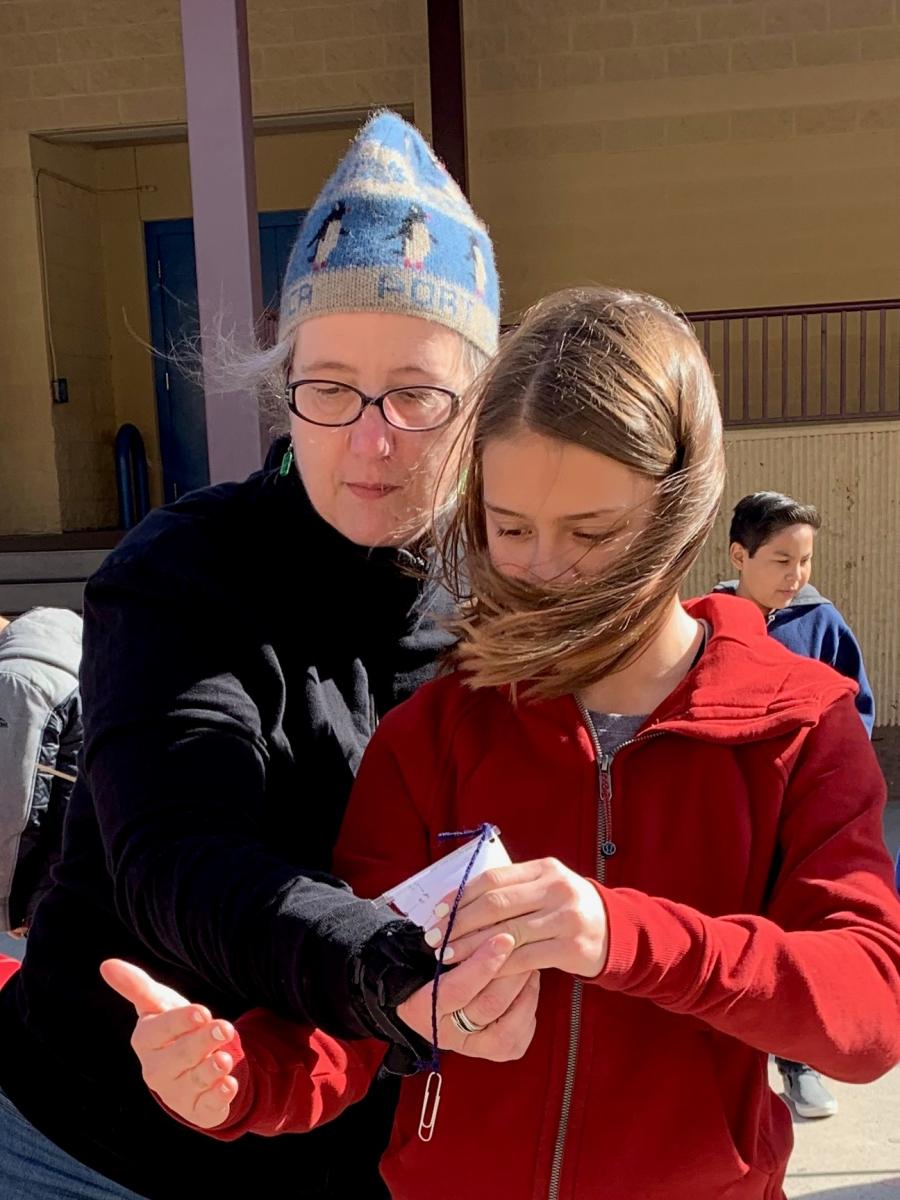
438, 286, 725, 698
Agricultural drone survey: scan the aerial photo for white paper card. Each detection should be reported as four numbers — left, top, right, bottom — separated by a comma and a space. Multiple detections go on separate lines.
374, 826, 511, 929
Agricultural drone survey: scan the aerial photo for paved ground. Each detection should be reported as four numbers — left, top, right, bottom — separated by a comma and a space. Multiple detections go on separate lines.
779, 1060, 900, 1198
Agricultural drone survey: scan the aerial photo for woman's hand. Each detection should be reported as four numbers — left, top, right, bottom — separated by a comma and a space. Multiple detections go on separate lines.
397, 933, 539, 1062
100, 960, 239, 1130
102, 937, 539, 1138
423, 859, 609, 979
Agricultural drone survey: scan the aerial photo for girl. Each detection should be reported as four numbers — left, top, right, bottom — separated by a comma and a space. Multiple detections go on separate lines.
109, 286, 900, 1200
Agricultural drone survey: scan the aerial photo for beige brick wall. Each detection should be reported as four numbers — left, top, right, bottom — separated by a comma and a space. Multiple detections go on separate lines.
3, 0, 900, 533
94, 145, 164, 510
247, 0, 428, 119
0, 129, 61, 534
0, 1, 183, 532
464, 0, 900, 318
0, 0, 427, 534
31, 137, 118, 531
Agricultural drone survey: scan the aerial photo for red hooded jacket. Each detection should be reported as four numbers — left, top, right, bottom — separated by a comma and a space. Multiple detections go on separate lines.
208, 595, 900, 1199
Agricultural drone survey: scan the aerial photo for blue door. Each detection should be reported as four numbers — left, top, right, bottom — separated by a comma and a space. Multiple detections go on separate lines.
259, 211, 306, 311
145, 209, 304, 504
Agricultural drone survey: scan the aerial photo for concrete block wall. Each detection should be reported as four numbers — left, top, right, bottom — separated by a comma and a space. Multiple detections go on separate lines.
1, 1, 186, 532
31, 137, 118, 531
0, 126, 61, 534
463, 0, 900, 317
0, 0, 428, 534
247, 0, 428, 119
3, 0, 900, 535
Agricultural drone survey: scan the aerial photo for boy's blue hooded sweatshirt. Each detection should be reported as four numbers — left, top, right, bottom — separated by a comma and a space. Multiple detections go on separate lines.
713, 581, 875, 736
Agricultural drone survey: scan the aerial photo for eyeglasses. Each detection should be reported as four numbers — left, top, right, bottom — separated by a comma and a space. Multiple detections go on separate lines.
285, 379, 460, 431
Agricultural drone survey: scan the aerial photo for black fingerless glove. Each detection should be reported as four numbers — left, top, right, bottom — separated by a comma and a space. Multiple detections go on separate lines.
349, 919, 437, 1075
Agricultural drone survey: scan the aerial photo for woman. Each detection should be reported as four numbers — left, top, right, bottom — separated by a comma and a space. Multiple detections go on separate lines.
112, 287, 900, 1199
0, 112, 539, 1200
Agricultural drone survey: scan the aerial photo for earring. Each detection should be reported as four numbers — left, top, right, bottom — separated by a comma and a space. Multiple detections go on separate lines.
279, 446, 294, 477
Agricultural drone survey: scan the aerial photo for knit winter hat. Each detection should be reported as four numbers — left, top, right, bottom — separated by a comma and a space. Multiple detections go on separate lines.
278, 111, 499, 357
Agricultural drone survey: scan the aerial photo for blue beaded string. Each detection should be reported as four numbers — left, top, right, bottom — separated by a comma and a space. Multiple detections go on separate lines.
414, 822, 493, 1074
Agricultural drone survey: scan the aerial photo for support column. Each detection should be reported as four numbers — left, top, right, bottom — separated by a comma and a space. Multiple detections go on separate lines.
180, 0, 264, 482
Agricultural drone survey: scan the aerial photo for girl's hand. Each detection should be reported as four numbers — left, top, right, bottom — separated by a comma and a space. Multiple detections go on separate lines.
100, 959, 239, 1130
423, 859, 609, 979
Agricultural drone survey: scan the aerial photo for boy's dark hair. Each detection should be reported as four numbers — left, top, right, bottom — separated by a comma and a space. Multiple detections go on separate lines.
729, 492, 821, 557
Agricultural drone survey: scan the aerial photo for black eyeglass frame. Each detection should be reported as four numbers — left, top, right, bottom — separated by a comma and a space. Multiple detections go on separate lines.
284, 379, 461, 431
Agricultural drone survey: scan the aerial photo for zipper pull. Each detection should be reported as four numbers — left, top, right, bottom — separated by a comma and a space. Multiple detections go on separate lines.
598, 752, 617, 858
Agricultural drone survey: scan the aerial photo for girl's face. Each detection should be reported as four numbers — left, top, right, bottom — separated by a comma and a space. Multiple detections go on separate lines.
482, 431, 657, 583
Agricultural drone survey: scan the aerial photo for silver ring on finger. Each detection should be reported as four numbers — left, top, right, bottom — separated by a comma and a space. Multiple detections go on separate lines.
450, 1006, 487, 1035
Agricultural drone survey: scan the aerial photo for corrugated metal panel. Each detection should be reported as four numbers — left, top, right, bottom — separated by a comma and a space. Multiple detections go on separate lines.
685, 421, 900, 727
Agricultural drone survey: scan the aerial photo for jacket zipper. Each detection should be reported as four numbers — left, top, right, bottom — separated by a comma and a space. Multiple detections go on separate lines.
546, 704, 662, 1200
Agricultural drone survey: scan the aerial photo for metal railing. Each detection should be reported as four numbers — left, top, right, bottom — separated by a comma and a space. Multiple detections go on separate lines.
687, 299, 900, 428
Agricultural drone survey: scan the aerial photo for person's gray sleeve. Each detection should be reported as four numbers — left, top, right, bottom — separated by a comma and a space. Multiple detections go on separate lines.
0, 676, 51, 930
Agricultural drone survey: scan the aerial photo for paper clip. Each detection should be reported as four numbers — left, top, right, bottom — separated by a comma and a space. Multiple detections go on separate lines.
417, 1070, 442, 1142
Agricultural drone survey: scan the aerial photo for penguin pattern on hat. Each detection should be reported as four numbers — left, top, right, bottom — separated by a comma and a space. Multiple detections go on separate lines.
278, 111, 500, 357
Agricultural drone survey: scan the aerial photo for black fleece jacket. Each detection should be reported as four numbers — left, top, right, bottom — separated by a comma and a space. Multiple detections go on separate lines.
0, 467, 450, 1199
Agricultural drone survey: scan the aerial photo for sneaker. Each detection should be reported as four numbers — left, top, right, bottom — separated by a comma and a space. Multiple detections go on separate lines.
778, 1062, 838, 1119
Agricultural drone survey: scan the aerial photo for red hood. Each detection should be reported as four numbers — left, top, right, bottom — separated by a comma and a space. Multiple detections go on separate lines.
518, 592, 858, 747
650, 593, 857, 740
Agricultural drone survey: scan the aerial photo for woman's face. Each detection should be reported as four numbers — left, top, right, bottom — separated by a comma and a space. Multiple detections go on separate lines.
482, 431, 657, 583
289, 312, 474, 547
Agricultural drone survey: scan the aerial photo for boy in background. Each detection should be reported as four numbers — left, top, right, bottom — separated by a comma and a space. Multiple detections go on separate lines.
718, 492, 874, 735
715, 491, 876, 1119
